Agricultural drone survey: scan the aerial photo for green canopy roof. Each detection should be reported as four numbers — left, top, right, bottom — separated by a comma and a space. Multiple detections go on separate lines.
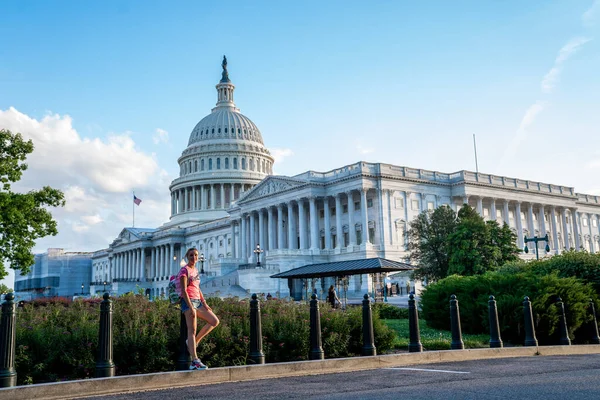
270, 257, 415, 279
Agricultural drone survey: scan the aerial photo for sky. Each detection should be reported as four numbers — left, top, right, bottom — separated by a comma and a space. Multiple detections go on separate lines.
1, 0, 599, 287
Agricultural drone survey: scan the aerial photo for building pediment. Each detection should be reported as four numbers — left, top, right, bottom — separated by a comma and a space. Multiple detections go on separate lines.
239, 176, 307, 203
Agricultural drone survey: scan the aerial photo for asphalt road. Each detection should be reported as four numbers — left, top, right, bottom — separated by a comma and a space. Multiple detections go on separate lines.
86, 354, 600, 400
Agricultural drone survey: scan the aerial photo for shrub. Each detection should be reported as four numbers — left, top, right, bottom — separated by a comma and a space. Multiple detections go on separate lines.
14, 295, 395, 384
420, 271, 598, 345
372, 303, 409, 319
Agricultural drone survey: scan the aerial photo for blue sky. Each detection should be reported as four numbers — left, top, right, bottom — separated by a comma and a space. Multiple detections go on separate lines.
1, 0, 599, 287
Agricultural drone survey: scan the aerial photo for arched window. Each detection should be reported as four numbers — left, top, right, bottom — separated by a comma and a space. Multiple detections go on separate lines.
225, 158, 229, 169
241, 158, 246, 170
209, 158, 213, 170
194, 160, 197, 172
217, 158, 221, 169
188, 161, 192, 173
201, 159, 205, 171
249, 158, 254, 171
233, 158, 238, 169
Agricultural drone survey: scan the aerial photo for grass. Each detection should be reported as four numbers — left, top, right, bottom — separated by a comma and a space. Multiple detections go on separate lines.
383, 319, 490, 351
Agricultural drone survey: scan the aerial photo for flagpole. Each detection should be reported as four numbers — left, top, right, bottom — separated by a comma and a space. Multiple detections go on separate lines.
132, 190, 135, 228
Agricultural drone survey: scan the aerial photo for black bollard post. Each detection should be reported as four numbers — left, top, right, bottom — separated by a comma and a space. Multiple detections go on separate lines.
488, 295, 503, 348
361, 294, 376, 356
589, 300, 600, 345
556, 297, 571, 346
523, 296, 538, 347
249, 293, 265, 364
449, 294, 464, 350
309, 294, 324, 360
0, 293, 17, 387
408, 293, 423, 352
176, 312, 192, 370
95, 293, 115, 377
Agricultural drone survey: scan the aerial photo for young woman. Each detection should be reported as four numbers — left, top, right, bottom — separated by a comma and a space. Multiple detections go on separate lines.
179, 248, 220, 370
328, 284, 340, 309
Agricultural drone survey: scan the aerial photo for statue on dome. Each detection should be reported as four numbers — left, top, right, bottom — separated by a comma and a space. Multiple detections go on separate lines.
221, 55, 230, 82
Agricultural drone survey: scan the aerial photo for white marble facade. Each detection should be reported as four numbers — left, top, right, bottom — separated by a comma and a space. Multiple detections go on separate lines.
89, 61, 600, 299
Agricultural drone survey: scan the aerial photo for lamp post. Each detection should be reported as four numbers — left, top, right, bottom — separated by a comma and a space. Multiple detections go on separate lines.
103, 281, 107, 292
524, 234, 551, 260
253, 244, 264, 266
81, 283, 84, 295
199, 253, 205, 274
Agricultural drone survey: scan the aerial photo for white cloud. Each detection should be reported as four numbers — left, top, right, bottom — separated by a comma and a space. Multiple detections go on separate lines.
152, 128, 169, 145
518, 102, 545, 132
0, 107, 172, 256
555, 37, 591, 64
541, 67, 560, 93
270, 148, 294, 164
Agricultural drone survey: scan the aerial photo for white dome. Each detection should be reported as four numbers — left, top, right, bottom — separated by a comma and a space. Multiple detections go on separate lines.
187, 108, 264, 146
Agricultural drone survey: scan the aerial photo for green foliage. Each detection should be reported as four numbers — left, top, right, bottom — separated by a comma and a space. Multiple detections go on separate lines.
372, 302, 409, 319
0, 283, 13, 294
420, 271, 598, 345
15, 296, 396, 384
409, 204, 520, 282
0, 129, 65, 279
384, 319, 489, 350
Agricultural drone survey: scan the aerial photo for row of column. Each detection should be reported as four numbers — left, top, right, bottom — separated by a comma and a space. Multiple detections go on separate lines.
236, 189, 373, 260
171, 183, 253, 216
469, 196, 599, 253
108, 243, 183, 282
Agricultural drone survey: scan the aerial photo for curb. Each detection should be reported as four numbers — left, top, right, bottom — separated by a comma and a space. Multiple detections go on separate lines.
2, 345, 600, 399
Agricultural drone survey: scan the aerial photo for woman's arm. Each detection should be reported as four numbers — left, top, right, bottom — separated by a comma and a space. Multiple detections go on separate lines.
180, 274, 194, 312
198, 288, 212, 311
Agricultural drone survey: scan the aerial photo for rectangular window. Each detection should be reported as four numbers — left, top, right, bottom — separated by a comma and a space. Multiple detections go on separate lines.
369, 228, 375, 243
320, 236, 325, 249
533, 214, 537, 221
319, 210, 324, 219
583, 218, 589, 227
593, 219, 598, 227
395, 197, 404, 209
496, 210, 502, 219
331, 208, 336, 216
427, 202, 434, 210
367, 198, 373, 208
483, 208, 489, 217
332, 234, 337, 247
343, 204, 348, 213
411, 200, 419, 211
354, 201, 360, 210
343, 232, 349, 246
356, 231, 362, 246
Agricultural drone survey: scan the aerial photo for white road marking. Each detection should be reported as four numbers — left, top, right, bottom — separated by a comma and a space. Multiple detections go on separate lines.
386, 367, 470, 374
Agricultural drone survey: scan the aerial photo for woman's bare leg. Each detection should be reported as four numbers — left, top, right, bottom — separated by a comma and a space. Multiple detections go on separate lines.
185, 308, 198, 359
194, 307, 220, 345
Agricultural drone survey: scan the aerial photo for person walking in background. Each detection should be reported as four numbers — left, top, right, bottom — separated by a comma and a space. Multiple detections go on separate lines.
328, 284, 340, 309
179, 247, 220, 370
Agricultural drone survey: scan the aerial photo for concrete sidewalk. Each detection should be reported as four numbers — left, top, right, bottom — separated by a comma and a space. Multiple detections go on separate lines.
2, 345, 600, 400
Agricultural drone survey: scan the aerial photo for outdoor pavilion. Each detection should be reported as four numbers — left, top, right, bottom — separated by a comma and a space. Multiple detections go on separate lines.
270, 257, 416, 305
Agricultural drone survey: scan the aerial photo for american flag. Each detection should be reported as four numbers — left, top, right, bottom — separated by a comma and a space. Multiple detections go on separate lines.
133, 195, 142, 206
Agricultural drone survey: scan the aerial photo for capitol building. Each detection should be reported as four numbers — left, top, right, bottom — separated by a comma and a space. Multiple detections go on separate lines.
15, 58, 600, 301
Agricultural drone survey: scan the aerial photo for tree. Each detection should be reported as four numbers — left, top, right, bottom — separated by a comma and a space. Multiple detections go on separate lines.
447, 205, 494, 275
0, 129, 65, 279
408, 205, 457, 282
0, 283, 13, 294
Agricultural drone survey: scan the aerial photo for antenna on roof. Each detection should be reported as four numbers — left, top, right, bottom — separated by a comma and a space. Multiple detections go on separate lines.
473, 134, 479, 174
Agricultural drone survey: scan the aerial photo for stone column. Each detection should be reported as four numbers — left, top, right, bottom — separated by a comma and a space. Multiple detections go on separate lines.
550, 207, 559, 253
150, 247, 156, 280
347, 191, 356, 246
573, 209, 581, 250
230, 183, 235, 205
140, 249, 146, 280
220, 184, 225, 209
386, 190, 394, 245
527, 203, 535, 237
309, 197, 319, 250
287, 202, 296, 249
360, 189, 370, 245
515, 202, 524, 249
268, 207, 275, 250
588, 214, 596, 253
211, 184, 216, 210
170, 243, 175, 276
476, 197, 483, 216
258, 209, 265, 250
561, 208, 570, 250
249, 212, 256, 252
241, 216, 247, 260
335, 194, 343, 249
191, 186, 196, 211
503, 200, 510, 226
490, 199, 497, 222
539, 205, 547, 237
324, 197, 332, 249
231, 222, 237, 258
298, 199, 307, 249
277, 204, 285, 249
200, 185, 205, 210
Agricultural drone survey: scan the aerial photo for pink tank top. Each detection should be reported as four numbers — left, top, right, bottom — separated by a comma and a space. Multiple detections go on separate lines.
178, 266, 201, 300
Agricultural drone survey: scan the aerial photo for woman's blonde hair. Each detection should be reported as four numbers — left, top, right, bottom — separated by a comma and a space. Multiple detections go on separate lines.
185, 247, 198, 260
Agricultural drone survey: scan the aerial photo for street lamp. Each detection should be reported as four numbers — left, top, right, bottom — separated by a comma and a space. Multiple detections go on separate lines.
253, 244, 264, 266
81, 283, 84, 295
524, 234, 551, 260
199, 253, 205, 274
103, 281, 107, 292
